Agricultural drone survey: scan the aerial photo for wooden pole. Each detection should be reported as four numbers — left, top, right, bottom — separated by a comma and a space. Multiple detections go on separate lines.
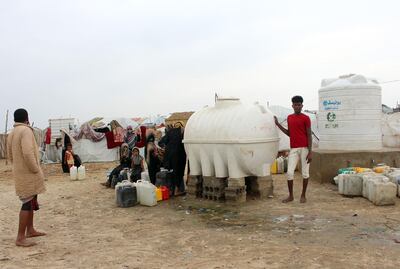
5, 110, 9, 165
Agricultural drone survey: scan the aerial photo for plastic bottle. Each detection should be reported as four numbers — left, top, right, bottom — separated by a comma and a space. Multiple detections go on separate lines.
70, 166, 78, 180
77, 166, 86, 180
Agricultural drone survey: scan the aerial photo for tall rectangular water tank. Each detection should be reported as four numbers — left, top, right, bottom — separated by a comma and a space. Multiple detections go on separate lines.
318, 74, 382, 150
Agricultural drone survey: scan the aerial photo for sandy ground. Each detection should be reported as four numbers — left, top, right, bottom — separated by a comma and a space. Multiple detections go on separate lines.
0, 159, 400, 269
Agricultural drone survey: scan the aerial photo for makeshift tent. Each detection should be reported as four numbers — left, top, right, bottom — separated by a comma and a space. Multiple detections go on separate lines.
140, 115, 166, 127
48, 118, 75, 144
60, 126, 119, 163
43, 117, 139, 163
89, 117, 139, 130
165, 112, 194, 127
70, 136, 119, 163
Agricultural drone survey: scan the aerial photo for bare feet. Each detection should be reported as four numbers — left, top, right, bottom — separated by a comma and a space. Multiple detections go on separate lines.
26, 230, 46, 238
100, 182, 110, 187
282, 196, 294, 203
16, 239, 37, 247
300, 196, 307, 203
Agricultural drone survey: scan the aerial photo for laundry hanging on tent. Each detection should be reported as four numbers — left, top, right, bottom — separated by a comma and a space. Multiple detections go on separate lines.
113, 127, 124, 143
45, 128, 51, 144
135, 126, 147, 148
105, 131, 123, 149
73, 122, 105, 142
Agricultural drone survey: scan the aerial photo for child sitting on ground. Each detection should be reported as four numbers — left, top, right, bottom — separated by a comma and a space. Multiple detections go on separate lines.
64, 143, 82, 172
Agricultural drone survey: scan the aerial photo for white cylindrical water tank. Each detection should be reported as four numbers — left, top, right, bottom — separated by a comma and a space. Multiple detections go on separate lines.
183, 98, 279, 179
318, 74, 382, 150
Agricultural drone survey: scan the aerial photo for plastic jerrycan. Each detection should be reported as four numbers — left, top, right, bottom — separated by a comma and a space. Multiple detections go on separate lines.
161, 186, 170, 200
277, 157, 284, 174
70, 166, 78, 180
156, 187, 163, 201
270, 159, 278, 174
139, 181, 157, 206
115, 180, 138, 207
134, 180, 144, 204
78, 166, 86, 180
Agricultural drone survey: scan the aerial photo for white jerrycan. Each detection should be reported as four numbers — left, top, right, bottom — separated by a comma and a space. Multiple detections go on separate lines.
135, 180, 157, 206
78, 166, 86, 180
70, 166, 78, 180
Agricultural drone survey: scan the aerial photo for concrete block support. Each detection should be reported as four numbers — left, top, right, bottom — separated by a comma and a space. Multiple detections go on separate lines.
225, 177, 247, 203
202, 176, 227, 201
187, 175, 203, 198
246, 175, 273, 198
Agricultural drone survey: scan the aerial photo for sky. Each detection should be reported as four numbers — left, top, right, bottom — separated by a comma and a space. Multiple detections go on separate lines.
0, 0, 399, 129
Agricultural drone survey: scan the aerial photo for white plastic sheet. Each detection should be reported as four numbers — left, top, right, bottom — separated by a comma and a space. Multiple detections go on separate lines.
73, 138, 119, 163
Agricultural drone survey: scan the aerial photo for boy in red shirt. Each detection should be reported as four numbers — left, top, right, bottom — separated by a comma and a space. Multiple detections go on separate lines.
275, 96, 312, 203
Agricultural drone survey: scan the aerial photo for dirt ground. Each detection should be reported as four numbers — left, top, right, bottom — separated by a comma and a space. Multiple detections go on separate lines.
0, 159, 400, 269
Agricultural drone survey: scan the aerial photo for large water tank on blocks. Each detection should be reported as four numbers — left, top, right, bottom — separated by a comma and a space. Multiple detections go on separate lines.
183, 97, 279, 179
318, 74, 382, 150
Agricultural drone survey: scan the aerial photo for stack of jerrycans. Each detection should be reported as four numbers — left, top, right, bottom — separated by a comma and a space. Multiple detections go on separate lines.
155, 168, 172, 200
271, 157, 286, 174
156, 168, 173, 188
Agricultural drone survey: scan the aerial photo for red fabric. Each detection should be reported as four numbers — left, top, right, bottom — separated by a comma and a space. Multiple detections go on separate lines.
45, 128, 51, 144
287, 113, 311, 148
134, 126, 147, 148
105, 131, 123, 149
161, 186, 170, 200
113, 127, 124, 143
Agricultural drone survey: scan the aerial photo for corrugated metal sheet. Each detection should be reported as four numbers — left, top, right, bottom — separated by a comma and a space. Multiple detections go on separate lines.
49, 118, 75, 144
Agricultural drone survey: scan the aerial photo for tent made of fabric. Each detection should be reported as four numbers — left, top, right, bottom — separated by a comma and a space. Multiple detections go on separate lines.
141, 115, 166, 127
165, 112, 194, 127
61, 129, 119, 163
87, 117, 139, 130
73, 138, 119, 163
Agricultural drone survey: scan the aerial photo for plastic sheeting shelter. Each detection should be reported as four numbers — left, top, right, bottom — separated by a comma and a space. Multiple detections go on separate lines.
91, 117, 139, 130
140, 115, 166, 127
59, 128, 120, 163
72, 138, 119, 163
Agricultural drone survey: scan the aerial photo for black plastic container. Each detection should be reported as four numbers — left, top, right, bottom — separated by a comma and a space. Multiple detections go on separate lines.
116, 183, 138, 207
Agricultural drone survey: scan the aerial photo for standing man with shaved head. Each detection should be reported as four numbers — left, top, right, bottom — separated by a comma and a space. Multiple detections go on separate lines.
7, 108, 46, 247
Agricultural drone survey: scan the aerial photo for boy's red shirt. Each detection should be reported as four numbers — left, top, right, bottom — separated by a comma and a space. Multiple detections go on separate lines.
287, 113, 311, 148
